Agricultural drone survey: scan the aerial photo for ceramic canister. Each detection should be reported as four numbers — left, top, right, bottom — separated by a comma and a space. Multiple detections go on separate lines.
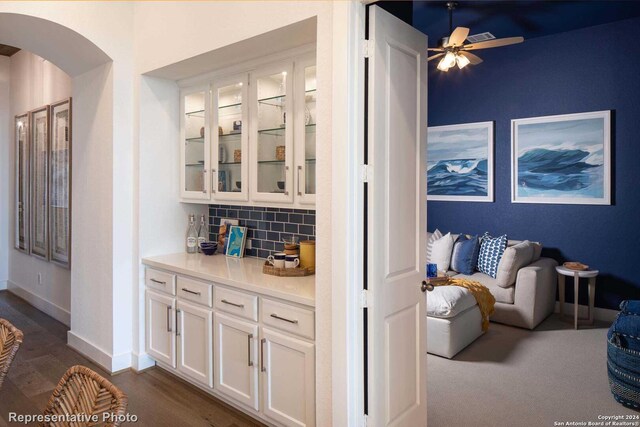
299, 240, 315, 269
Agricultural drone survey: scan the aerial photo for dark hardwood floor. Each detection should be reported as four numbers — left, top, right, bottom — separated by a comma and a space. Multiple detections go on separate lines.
0, 290, 264, 427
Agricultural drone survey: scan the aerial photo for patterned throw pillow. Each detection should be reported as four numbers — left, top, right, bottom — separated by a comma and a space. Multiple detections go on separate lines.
477, 232, 507, 278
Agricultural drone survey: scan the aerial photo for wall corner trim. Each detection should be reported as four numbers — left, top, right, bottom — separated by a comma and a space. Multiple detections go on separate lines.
131, 352, 156, 373
6, 280, 70, 326
0, 281, 6, 291
67, 331, 132, 374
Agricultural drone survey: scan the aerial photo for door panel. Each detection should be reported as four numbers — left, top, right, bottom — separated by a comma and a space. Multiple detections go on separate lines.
214, 313, 259, 410
177, 300, 213, 387
367, 5, 428, 427
261, 328, 315, 427
146, 290, 175, 368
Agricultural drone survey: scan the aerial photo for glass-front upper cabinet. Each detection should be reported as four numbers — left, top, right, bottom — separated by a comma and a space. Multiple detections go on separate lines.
295, 57, 316, 205
181, 86, 210, 199
212, 75, 248, 201
250, 62, 294, 203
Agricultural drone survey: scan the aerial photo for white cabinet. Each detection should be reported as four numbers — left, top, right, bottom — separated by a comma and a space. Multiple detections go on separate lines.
144, 266, 315, 427
146, 290, 176, 368
214, 313, 259, 410
176, 300, 213, 387
180, 85, 211, 199
261, 328, 315, 427
179, 52, 316, 208
212, 74, 249, 201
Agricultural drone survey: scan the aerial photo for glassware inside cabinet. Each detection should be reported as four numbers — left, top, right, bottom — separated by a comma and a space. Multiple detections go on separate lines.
184, 91, 206, 193
304, 65, 316, 195
256, 71, 287, 194
216, 82, 243, 193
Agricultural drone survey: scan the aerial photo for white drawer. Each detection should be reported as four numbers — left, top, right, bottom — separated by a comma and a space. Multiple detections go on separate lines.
261, 298, 314, 340
145, 268, 176, 295
214, 287, 258, 322
177, 276, 213, 307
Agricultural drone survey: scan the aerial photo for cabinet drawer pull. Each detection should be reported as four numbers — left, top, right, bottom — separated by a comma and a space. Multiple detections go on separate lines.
297, 165, 303, 196
202, 170, 207, 193
261, 338, 266, 372
150, 278, 166, 285
248, 334, 253, 367
166, 306, 172, 332
284, 166, 289, 196
270, 313, 298, 324
181, 288, 201, 296
176, 309, 181, 336
221, 299, 244, 308
211, 169, 216, 193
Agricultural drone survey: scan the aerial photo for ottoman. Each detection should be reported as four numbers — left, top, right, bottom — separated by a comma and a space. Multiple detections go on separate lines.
427, 286, 484, 359
607, 300, 640, 409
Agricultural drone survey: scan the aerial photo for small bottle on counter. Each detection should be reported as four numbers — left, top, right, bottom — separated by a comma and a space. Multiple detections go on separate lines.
197, 214, 207, 253
186, 214, 198, 254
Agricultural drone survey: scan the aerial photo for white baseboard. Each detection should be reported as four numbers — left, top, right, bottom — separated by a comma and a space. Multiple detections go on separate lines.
0, 280, 6, 290
132, 352, 156, 372
554, 302, 619, 323
7, 280, 71, 326
67, 330, 132, 374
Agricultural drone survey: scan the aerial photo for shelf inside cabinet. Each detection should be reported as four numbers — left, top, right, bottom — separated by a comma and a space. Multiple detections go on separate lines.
219, 102, 241, 110
258, 127, 286, 136
186, 137, 204, 143
258, 94, 285, 107
186, 162, 205, 167
258, 160, 285, 165
219, 161, 241, 166
186, 109, 205, 118
219, 133, 241, 138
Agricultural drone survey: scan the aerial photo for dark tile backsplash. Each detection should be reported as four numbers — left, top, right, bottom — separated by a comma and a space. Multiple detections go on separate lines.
208, 204, 315, 259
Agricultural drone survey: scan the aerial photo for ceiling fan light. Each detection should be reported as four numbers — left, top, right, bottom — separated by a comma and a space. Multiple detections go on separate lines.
438, 51, 456, 71
456, 53, 470, 69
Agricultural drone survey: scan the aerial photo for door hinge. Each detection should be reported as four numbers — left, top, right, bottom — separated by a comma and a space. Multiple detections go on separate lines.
360, 289, 369, 309
360, 164, 370, 183
363, 40, 372, 58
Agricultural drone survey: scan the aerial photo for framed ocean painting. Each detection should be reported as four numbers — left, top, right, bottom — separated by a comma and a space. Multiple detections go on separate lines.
427, 121, 494, 202
511, 111, 611, 205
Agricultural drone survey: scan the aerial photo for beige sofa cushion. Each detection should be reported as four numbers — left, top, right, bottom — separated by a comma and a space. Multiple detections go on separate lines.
495, 241, 535, 288
453, 272, 515, 304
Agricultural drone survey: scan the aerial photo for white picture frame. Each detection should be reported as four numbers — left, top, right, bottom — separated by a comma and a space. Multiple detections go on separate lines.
511, 110, 611, 205
427, 121, 494, 202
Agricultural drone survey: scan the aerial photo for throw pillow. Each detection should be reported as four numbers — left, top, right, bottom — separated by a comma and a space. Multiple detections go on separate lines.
426, 229, 443, 263
430, 232, 455, 272
495, 240, 535, 288
451, 235, 480, 275
531, 242, 543, 262
477, 232, 507, 278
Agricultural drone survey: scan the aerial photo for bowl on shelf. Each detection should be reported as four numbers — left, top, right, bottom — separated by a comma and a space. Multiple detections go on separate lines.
200, 241, 218, 256
277, 181, 285, 190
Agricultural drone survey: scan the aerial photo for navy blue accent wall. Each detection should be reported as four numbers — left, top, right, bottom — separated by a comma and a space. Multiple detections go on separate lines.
427, 17, 640, 311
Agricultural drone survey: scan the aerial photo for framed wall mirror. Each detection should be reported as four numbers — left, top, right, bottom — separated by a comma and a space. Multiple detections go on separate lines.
30, 106, 50, 260
49, 99, 72, 267
15, 113, 29, 253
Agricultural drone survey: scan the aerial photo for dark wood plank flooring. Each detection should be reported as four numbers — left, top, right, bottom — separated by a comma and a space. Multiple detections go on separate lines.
0, 290, 264, 427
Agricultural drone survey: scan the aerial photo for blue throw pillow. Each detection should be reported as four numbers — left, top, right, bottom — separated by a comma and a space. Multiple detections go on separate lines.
477, 232, 507, 278
451, 235, 480, 275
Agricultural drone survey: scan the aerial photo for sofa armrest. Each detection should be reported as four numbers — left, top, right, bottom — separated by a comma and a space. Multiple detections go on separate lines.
513, 257, 559, 328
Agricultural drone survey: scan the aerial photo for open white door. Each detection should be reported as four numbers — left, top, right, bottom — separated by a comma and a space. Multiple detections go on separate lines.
366, 5, 428, 427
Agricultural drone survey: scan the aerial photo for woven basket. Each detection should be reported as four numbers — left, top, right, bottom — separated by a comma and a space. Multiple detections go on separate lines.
275, 146, 286, 161
0, 318, 23, 389
263, 261, 314, 277
234, 149, 242, 163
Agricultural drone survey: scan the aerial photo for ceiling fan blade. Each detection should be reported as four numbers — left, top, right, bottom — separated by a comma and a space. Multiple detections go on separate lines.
464, 36, 524, 50
459, 51, 483, 65
428, 48, 445, 52
444, 27, 469, 47
428, 53, 445, 62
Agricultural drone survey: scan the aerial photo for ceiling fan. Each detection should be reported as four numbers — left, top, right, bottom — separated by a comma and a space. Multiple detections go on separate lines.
428, 1, 524, 71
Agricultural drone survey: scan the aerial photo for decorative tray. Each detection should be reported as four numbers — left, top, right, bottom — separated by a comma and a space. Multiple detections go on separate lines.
263, 261, 315, 277
563, 262, 589, 271
427, 276, 450, 285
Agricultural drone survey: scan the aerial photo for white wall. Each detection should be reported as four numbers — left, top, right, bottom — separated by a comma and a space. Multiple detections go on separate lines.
0, 3, 136, 373
7, 50, 72, 323
0, 56, 9, 291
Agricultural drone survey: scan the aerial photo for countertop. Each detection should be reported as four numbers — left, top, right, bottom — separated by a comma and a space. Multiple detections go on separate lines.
142, 253, 315, 307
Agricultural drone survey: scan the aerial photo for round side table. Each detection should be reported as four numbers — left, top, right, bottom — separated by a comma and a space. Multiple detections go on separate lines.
556, 265, 599, 329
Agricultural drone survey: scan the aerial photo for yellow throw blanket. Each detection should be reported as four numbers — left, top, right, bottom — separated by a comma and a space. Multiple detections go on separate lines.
433, 278, 496, 331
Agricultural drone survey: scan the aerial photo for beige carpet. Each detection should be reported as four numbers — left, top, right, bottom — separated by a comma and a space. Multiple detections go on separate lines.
428, 314, 639, 427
